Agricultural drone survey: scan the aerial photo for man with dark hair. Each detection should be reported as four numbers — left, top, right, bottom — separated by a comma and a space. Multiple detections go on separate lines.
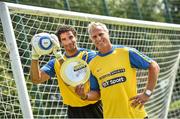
30, 25, 103, 118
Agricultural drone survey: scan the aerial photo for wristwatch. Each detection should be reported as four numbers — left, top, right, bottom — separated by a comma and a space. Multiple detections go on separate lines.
144, 90, 152, 97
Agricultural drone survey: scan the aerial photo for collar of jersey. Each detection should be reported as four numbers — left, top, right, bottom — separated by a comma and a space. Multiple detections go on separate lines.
64, 48, 80, 58
97, 46, 114, 57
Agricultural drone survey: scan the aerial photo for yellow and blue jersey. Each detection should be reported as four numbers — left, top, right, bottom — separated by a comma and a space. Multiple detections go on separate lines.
89, 45, 153, 118
41, 48, 99, 107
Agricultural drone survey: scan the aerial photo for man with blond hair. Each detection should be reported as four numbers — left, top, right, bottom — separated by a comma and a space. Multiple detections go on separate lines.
85, 22, 160, 118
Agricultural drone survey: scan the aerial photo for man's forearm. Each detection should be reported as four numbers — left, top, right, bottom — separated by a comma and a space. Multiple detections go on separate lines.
30, 60, 41, 84
146, 61, 160, 91
86, 91, 100, 101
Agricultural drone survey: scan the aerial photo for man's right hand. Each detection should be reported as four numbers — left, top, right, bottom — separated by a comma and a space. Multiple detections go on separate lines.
31, 33, 64, 60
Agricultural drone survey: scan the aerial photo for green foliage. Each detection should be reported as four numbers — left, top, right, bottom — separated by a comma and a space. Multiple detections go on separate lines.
1, 0, 64, 9
107, 0, 166, 22
68, 0, 104, 15
1, 0, 179, 24
168, 0, 180, 24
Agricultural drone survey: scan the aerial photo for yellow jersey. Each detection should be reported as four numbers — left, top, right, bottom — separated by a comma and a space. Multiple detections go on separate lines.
41, 48, 98, 107
89, 45, 152, 118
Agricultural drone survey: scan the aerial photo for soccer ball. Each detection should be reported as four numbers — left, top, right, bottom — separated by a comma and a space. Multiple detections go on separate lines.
32, 33, 54, 55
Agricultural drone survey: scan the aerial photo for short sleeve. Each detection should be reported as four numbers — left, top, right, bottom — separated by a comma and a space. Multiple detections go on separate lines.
89, 73, 100, 91
41, 59, 56, 77
129, 48, 153, 69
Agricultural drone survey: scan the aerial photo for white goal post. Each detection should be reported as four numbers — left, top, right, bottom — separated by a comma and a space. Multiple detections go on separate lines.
0, 3, 33, 119
0, 2, 180, 118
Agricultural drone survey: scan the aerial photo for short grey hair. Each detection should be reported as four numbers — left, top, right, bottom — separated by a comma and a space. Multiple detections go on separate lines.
88, 22, 109, 35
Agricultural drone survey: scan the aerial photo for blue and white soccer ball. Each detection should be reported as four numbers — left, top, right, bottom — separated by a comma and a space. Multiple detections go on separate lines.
32, 33, 54, 55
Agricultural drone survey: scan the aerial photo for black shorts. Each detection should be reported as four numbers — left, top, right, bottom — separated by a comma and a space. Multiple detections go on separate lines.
67, 100, 103, 118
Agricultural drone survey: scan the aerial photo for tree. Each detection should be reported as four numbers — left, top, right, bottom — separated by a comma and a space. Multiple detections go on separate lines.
167, 0, 180, 24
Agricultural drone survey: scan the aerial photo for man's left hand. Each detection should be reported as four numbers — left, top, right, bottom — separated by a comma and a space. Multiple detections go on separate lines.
130, 93, 150, 109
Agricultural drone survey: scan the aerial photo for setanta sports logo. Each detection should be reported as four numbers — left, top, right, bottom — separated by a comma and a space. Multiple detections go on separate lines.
102, 76, 126, 88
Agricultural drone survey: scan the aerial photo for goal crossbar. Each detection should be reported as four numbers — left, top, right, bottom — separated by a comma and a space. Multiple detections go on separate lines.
3, 2, 180, 30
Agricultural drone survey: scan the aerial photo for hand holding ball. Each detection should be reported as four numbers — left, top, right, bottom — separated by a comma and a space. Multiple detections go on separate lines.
31, 33, 62, 60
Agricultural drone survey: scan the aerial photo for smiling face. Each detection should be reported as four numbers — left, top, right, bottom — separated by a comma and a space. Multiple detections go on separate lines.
89, 25, 112, 54
59, 31, 78, 56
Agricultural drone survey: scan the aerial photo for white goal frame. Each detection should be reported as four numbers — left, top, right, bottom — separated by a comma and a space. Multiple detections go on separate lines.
0, 2, 180, 118
0, 2, 33, 119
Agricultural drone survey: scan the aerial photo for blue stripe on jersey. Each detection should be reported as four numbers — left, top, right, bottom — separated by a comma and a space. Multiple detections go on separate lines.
129, 48, 152, 69
41, 59, 56, 77
97, 47, 114, 56
64, 49, 80, 58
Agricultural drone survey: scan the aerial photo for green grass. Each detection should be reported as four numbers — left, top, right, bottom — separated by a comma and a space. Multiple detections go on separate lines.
169, 100, 180, 111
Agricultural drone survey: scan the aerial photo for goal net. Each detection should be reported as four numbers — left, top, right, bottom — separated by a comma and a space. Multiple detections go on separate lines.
0, 2, 180, 119
167, 62, 180, 118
